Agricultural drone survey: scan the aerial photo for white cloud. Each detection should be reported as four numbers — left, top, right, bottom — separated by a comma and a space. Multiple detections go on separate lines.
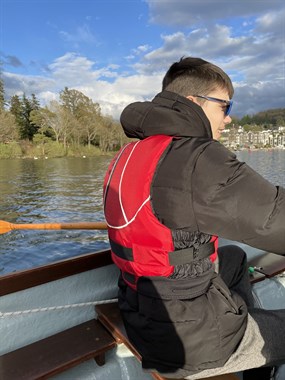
146, 0, 284, 26
3, 31, 284, 119
3, 53, 162, 120
135, 44, 152, 53
76, 74, 162, 119
233, 80, 285, 116
3, 71, 56, 97
2, 2, 284, 119
48, 53, 119, 85
127, 44, 152, 59
59, 24, 99, 47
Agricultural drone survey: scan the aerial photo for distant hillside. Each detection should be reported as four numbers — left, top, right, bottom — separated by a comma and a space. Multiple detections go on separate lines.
238, 108, 285, 126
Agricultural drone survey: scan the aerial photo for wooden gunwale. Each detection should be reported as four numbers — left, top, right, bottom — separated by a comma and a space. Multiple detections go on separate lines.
2, 248, 285, 296
0, 249, 112, 296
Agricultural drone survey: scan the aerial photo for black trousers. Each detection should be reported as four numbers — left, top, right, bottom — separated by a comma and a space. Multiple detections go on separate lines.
218, 245, 255, 308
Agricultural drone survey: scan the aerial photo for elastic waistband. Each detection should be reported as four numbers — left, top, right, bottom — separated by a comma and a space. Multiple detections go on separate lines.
136, 269, 215, 300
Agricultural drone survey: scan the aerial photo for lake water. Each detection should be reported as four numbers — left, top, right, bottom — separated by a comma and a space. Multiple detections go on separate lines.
0, 149, 284, 275
0, 156, 112, 274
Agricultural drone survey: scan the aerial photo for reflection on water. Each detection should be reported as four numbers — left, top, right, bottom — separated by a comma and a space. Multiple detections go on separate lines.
0, 150, 284, 274
0, 156, 113, 274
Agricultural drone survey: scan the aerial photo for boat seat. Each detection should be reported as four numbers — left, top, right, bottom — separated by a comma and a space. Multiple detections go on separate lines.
96, 302, 239, 380
247, 251, 285, 283
0, 319, 116, 380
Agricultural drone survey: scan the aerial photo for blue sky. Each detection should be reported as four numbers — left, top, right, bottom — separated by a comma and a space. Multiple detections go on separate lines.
1, 0, 284, 119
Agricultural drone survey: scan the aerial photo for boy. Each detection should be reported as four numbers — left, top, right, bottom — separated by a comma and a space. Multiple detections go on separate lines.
103, 57, 285, 379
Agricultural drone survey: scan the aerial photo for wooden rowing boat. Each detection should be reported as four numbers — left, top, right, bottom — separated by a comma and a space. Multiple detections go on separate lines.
0, 240, 285, 380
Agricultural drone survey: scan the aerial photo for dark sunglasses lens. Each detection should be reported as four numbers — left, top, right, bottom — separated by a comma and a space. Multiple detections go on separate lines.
225, 102, 232, 116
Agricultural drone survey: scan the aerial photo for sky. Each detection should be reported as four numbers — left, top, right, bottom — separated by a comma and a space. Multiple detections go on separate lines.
1, 0, 284, 120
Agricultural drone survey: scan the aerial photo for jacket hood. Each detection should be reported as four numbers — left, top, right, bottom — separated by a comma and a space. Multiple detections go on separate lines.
120, 91, 212, 139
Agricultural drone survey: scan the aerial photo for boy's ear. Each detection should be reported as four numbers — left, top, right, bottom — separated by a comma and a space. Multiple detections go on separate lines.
186, 95, 199, 104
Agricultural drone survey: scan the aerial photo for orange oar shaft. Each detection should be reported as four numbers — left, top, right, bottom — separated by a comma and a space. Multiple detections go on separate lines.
11, 222, 108, 230
0, 221, 108, 234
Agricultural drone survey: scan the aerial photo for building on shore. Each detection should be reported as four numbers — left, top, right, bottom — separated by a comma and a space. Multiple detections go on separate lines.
221, 126, 285, 150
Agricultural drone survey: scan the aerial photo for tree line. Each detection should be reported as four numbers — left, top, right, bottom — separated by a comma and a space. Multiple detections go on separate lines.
0, 74, 284, 158
0, 76, 129, 158
228, 109, 285, 130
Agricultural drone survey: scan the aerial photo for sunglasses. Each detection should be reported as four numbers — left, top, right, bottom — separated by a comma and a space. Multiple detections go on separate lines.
194, 95, 233, 116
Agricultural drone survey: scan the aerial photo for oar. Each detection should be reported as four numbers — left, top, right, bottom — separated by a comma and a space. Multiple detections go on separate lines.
0, 220, 108, 235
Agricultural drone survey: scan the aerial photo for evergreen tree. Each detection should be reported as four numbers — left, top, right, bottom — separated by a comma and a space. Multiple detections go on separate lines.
9, 93, 40, 140
10, 95, 23, 125
30, 93, 40, 109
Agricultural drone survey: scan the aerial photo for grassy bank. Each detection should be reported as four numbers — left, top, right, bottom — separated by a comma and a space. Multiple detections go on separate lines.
0, 141, 110, 159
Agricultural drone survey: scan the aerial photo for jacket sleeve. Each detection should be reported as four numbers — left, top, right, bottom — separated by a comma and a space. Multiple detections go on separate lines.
192, 142, 285, 254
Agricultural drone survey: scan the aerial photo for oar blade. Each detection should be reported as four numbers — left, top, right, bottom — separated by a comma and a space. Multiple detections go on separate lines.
0, 221, 13, 235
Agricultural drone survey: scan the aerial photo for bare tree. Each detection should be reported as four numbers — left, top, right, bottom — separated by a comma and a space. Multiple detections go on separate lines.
0, 110, 18, 143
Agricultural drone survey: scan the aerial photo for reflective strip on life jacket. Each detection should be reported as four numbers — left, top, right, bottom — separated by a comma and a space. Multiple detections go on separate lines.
103, 140, 151, 229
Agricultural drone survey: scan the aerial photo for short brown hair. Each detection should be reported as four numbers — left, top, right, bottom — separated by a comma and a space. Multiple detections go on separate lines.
162, 57, 234, 99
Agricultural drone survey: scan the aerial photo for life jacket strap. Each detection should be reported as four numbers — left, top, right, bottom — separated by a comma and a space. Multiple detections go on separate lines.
168, 242, 215, 266
122, 271, 136, 285
110, 239, 214, 266
110, 239, 134, 261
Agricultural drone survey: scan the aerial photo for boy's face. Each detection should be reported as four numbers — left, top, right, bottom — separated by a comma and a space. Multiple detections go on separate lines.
188, 88, 232, 140
200, 88, 232, 140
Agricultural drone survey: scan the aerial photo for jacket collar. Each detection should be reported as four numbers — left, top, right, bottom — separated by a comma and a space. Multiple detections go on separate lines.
120, 90, 213, 140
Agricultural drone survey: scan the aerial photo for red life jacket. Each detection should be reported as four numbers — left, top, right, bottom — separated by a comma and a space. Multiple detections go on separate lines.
103, 135, 217, 290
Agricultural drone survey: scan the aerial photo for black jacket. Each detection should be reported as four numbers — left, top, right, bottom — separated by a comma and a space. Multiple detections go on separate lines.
121, 90, 285, 254
117, 90, 285, 376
